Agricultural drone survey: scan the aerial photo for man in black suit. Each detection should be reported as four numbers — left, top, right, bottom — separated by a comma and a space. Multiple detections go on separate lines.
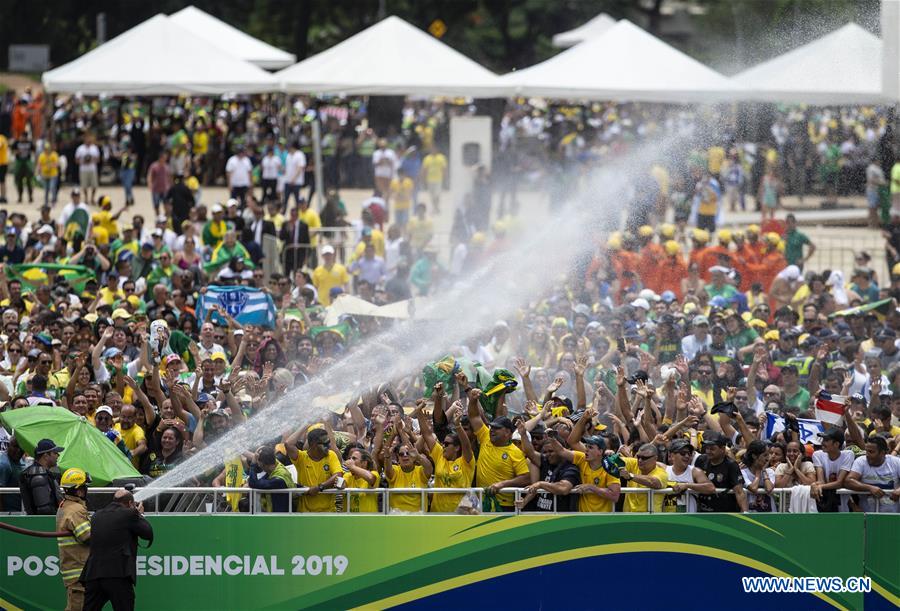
279, 206, 310, 277
241, 200, 276, 267
81, 489, 154, 611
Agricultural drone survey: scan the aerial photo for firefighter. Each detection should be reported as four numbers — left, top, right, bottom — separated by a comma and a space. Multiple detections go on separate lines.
56, 468, 92, 611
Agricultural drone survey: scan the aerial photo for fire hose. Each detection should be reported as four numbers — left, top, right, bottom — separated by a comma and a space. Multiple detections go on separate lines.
0, 521, 69, 537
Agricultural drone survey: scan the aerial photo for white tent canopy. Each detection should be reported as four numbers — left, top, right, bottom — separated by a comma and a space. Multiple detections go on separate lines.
734, 23, 889, 104
277, 16, 503, 97
502, 20, 738, 103
170, 6, 296, 70
552, 13, 617, 48
42, 14, 277, 95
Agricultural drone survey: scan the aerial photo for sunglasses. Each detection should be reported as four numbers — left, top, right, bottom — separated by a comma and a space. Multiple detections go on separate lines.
40, 360, 52, 365
398, 451, 411, 457
637, 454, 656, 461
8, 348, 21, 353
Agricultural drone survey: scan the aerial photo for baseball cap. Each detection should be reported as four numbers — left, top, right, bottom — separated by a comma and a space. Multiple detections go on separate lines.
211, 351, 227, 362
197, 393, 213, 404
583, 435, 606, 449
111, 308, 132, 320
692, 315, 709, 326
701, 432, 728, 447
321, 245, 335, 256
35, 438, 64, 456
95, 405, 113, 417
165, 354, 183, 365
36, 225, 54, 236
102, 347, 123, 359
669, 438, 693, 453
660, 290, 676, 303
629, 298, 650, 311
489, 416, 515, 431
211, 204, 224, 214
226, 198, 239, 208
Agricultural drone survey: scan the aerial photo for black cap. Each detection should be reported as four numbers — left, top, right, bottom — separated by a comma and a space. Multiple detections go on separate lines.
875, 327, 897, 340
820, 428, 845, 445
774, 306, 799, 321
531, 422, 546, 435
701, 432, 728, 447
850, 393, 867, 406
626, 370, 649, 384
35, 438, 64, 456
489, 416, 515, 431
583, 435, 606, 449
669, 438, 693, 453
710, 401, 736, 416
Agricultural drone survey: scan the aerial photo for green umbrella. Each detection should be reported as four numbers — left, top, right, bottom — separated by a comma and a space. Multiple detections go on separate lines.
0, 407, 140, 486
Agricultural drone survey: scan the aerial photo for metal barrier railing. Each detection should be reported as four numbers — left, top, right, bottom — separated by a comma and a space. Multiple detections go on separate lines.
0, 486, 884, 515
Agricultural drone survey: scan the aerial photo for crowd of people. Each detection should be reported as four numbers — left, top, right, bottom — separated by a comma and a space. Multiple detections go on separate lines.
1, 85, 900, 517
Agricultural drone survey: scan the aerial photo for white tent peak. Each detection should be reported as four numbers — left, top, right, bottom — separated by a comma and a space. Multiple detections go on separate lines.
552, 13, 617, 48
277, 15, 503, 97
170, 5, 296, 69
42, 14, 277, 95
734, 22, 886, 104
503, 19, 738, 103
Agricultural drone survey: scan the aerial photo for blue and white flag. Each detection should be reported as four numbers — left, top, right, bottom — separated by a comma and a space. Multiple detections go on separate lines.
764, 412, 825, 445
196, 285, 277, 328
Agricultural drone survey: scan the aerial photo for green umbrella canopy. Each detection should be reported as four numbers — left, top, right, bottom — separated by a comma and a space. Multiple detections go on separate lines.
0, 406, 140, 486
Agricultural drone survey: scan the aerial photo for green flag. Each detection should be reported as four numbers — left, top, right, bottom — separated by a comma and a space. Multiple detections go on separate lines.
829, 298, 893, 320
0, 406, 140, 486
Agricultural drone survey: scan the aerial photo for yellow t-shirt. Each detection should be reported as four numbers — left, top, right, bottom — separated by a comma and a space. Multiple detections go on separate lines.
422, 153, 447, 184
0, 135, 8, 165
98, 287, 125, 306
621, 457, 667, 513
386, 464, 429, 512
300, 209, 322, 246
474, 423, 529, 507
312, 263, 350, 305
707, 146, 726, 175
345, 471, 381, 513
92, 211, 120, 240
429, 443, 475, 513
192, 131, 209, 156
407, 217, 434, 251
390, 177, 415, 211
292, 449, 342, 513
572, 451, 619, 513
37, 151, 59, 178
114, 423, 146, 469
350, 230, 386, 262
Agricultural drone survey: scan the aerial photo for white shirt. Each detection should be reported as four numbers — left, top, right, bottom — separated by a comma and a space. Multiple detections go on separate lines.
815, 448, 855, 512
372, 149, 397, 179
285, 151, 307, 185
849, 454, 900, 513
261, 155, 283, 180
173, 234, 202, 252
75, 144, 101, 173
225, 155, 253, 188
680, 334, 712, 362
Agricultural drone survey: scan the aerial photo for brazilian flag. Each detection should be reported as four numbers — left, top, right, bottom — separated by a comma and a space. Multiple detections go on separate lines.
64, 207, 91, 241
830, 298, 893, 321
204, 242, 254, 274
7, 263, 96, 294
309, 322, 353, 344
422, 356, 517, 418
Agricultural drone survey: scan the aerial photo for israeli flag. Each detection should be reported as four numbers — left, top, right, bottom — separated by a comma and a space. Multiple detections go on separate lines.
196, 286, 277, 328
764, 412, 825, 445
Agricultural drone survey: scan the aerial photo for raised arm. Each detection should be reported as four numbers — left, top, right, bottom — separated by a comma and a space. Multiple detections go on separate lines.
430, 382, 447, 429
516, 420, 540, 466
566, 407, 596, 451
574, 355, 588, 410
413, 399, 436, 451
514, 357, 538, 403
451, 409, 473, 463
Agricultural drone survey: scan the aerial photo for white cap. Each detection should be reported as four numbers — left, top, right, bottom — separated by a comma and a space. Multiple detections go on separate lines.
638, 289, 659, 302
226, 198, 239, 208
211, 204, 224, 214
95, 405, 113, 417
709, 265, 730, 274
321, 245, 335, 255
156, 214, 168, 224
36, 225, 54, 235
630, 298, 650, 311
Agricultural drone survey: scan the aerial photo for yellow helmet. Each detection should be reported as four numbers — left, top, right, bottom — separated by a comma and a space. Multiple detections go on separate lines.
765, 232, 781, 245
664, 240, 680, 256
61, 468, 92, 489
638, 225, 654, 238
470, 232, 487, 246
691, 228, 709, 243
892, 262, 900, 277
607, 233, 622, 250
747, 224, 760, 235
717, 229, 732, 243
186, 176, 200, 191
659, 223, 675, 238
732, 230, 744, 240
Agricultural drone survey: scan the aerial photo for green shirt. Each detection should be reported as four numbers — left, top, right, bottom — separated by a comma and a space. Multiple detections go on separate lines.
784, 387, 811, 413
784, 229, 810, 266
704, 283, 738, 301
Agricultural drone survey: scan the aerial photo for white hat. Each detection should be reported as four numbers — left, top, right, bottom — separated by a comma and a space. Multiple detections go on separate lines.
630, 298, 650, 311
226, 198, 239, 208
36, 225, 54, 235
638, 289, 659, 302
321, 245, 335, 255
211, 204, 224, 214
95, 405, 113, 417
217, 268, 237, 280
709, 265, 730, 274
156, 214, 168, 224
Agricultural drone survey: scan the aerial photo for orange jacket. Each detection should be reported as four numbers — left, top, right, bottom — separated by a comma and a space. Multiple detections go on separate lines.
656, 255, 688, 299
745, 249, 786, 293
638, 243, 666, 292
698, 245, 732, 280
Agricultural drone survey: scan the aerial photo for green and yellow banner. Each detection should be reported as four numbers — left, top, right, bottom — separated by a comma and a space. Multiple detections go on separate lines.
0, 514, 896, 610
